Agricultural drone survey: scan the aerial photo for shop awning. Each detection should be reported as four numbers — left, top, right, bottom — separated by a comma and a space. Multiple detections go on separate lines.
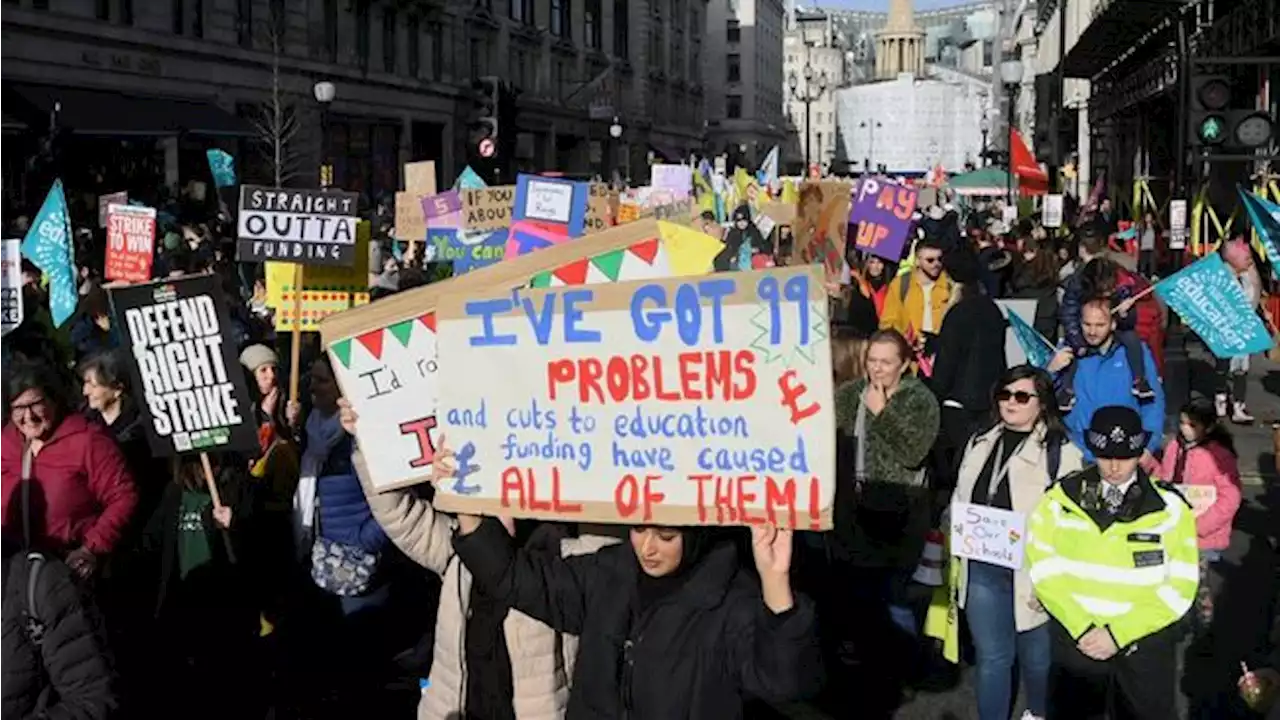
8, 83, 253, 137
946, 167, 1013, 196
1060, 0, 1183, 78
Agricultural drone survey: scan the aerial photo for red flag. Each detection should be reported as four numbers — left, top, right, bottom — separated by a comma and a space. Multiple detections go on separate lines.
1009, 129, 1048, 196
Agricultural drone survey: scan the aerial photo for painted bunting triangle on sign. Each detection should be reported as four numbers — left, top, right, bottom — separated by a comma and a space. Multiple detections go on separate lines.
629, 237, 660, 264
388, 318, 415, 347
552, 258, 591, 286
356, 328, 385, 359
529, 271, 553, 288
418, 311, 437, 333
591, 248, 626, 281
331, 338, 353, 369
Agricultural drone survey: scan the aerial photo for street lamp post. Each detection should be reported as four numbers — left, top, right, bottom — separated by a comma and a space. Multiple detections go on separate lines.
859, 120, 882, 174
313, 81, 336, 188
999, 57, 1023, 204
787, 60, 828, 169
609, 116, 627, 186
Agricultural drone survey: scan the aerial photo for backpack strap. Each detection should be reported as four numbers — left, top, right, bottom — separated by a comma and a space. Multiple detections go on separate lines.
21, 444, 33, 550
23, 551, 47, 644
1047, 439, 1062, 487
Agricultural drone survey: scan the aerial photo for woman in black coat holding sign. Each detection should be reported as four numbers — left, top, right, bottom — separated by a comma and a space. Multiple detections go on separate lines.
442, 452, 824, 719
141, 453, 257, 720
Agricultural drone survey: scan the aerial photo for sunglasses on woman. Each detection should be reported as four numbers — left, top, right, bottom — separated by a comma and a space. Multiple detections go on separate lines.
995, 389, 1036, 405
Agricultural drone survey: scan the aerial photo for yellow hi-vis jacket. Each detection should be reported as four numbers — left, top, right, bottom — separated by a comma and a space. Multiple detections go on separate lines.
1026, 468, 1199, 649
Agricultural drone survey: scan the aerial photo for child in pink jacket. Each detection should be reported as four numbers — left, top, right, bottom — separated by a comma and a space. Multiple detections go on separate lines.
1159, 397, 1243, 627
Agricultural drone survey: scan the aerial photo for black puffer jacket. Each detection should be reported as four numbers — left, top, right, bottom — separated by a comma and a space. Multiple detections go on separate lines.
1, 552, 115, 720
453, 519, 823, 719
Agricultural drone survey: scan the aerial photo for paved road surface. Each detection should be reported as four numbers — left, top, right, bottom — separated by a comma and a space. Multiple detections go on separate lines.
764, 330, 1280, 720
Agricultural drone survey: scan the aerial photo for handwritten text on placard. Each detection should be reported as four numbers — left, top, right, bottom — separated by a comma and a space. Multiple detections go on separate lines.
950, 502, 1027, 571
525, 180, 574, 224
434, 267, 836, 527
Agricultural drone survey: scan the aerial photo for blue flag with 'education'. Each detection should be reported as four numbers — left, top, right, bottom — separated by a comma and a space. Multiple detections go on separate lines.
1154, 253, 1273, 358
1238, 187, 1280, 270
20, 180, 77, 327
206, 149, 237, 188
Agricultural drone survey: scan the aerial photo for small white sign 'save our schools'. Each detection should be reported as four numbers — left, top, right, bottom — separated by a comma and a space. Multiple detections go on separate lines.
236, 186, 361, 266
950, 501, 1027, 571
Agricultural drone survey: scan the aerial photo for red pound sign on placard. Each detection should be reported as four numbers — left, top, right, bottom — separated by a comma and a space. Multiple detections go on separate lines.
778, 371, 820, 426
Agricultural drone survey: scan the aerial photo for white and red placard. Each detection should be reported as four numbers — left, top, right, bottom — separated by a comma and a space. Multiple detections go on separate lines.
105, 204, 157, 283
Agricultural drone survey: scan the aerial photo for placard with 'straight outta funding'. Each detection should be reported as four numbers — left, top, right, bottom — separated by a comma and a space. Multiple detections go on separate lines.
237, 186, 360, 266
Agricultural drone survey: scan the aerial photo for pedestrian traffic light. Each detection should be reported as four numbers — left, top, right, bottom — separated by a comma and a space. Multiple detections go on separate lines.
470, 76, 501, 152
1188, 73, 1276, 152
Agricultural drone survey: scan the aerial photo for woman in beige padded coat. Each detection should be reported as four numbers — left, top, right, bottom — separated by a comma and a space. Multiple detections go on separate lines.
345, 402, 617, 720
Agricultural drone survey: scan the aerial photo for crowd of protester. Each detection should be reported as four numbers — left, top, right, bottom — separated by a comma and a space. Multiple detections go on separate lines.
1, 191, 1278, 720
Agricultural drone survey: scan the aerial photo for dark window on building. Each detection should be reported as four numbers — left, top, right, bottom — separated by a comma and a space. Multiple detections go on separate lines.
727, 95, 741, 118
120, 0, 133, 25
324, 0, 338, 62
95, 0, 110, 20
382, 8, 397, 73
585, 0, 601, 49
727, 54, 739, 82
726, 20, 740, 43
237, 0, 252, 47
356, 0, 371, 70
613, 0, 628, 59
193, 0, 203, 37
550, 0, 568, 37
428, 22, 444, 80
511, 0, 532, 24
407, 15, 420, 77
173, 0, 184, 33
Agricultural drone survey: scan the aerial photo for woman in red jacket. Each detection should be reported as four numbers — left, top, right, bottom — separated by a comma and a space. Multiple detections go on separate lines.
1, 362, 137, 579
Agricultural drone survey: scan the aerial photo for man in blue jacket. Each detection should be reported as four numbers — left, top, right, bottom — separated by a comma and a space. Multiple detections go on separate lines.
1049, 298, 1165, 462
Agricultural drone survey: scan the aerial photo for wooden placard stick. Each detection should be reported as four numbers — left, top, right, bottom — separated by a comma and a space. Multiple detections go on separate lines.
199, 451, 237, 563
288, 263, 305, 402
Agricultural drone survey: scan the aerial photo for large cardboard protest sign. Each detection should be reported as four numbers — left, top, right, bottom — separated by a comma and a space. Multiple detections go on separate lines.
321, 219, 726, 493
111, 275, 257, 456
104, 204, 157, 283
394, 161, 439, 243
237, 186, 360, 265
432, 266, 835, 527
792, 180, 851, 280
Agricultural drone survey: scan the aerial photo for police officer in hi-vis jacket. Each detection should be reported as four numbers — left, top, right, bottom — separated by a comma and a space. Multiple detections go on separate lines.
1026, 405, 1199, 720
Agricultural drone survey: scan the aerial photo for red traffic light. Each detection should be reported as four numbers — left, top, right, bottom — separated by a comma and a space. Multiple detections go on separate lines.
1196, 78, 1231, 110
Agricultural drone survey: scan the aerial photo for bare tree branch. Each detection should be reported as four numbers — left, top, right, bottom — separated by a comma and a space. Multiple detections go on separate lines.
250, 9, 307, 189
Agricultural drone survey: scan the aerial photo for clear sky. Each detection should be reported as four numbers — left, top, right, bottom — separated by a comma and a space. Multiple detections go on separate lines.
807, 0, 975, 11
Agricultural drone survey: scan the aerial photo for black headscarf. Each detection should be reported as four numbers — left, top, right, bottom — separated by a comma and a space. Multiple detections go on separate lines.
633, 527, 711, 616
